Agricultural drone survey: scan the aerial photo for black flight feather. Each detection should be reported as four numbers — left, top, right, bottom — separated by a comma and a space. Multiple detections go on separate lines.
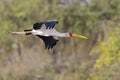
33, 20, 58, 30
37, 35, 59, 49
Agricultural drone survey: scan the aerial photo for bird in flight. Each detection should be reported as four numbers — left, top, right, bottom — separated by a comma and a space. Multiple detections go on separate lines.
10, 20, 87, 50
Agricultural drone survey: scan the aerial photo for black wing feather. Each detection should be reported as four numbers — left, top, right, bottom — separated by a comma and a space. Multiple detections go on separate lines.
33, 20, 58, 30
37, 35, 59, 49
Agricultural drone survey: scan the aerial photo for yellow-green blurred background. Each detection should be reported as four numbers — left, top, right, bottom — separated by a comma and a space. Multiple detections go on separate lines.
0, 0, 120, 80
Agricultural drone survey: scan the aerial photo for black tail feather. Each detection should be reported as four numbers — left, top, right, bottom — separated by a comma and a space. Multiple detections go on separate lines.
24, 29, 32, 35
24, 29, 32, 32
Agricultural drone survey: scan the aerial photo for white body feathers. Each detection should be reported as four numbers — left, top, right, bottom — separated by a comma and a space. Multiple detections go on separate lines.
32, 28, 69, 37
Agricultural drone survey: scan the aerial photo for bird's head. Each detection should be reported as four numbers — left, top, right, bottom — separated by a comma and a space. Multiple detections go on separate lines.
68, 33, 88, 39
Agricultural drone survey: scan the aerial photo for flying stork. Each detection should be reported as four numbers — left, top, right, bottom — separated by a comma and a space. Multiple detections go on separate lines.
10, 20, 87, 50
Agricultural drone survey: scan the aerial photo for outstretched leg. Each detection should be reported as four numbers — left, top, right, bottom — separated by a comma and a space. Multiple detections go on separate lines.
9, 31, 32, 35
10, 32, 26, 35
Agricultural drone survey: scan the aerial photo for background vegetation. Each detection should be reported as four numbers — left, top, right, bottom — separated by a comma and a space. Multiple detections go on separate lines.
0, 0, 120, 80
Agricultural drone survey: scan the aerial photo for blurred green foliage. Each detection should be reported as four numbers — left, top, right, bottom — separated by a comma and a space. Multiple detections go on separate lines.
0, 0, 120, 80
90, 26, 120, 80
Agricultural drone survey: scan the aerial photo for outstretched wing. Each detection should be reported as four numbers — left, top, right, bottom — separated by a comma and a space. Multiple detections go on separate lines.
33, 20, 58, 30
37, 35, 59, 50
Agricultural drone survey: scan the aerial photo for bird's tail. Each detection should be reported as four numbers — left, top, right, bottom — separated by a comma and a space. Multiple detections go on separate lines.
24, 29, 32, 35
24, 29, 32, 32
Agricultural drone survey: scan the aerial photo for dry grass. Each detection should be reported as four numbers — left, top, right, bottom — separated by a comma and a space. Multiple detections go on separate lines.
0, 45, 90, 80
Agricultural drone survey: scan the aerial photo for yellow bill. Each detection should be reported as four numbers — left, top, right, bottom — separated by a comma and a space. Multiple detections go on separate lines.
72, 33, 88, 39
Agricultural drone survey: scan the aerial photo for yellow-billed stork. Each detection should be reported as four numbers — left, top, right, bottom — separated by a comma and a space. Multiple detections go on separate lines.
10, 20, 87, 50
